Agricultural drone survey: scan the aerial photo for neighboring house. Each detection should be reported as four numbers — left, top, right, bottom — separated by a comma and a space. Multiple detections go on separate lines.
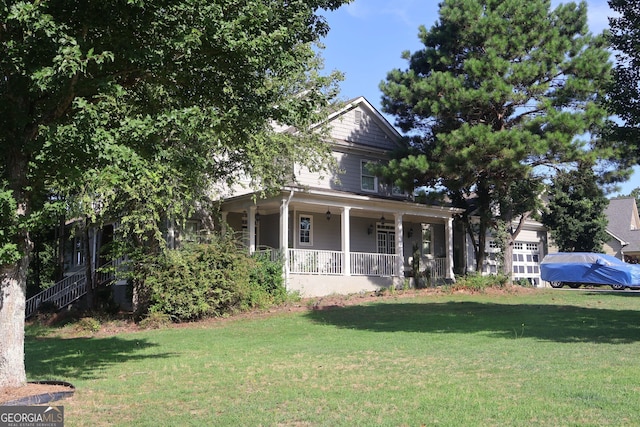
219, 97, 464, 297
604, 197, 640, 263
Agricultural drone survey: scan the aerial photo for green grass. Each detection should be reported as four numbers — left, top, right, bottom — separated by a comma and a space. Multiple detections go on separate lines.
25, 289, 640, 426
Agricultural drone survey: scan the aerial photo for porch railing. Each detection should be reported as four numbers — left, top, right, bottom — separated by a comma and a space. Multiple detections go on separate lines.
255, 248, 445, 280
25, 260, 117, 318
286, 249, 400, 277
288, 249, 343, 275
350, 252, 398, 276
427, 258, 447, 280
25, 271, 87, 318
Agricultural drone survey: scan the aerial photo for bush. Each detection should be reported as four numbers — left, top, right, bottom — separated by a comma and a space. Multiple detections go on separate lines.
143, 238, 288, 321
454, 273, 509, 292
76, 317, 101, 333
139, 311, 172, 329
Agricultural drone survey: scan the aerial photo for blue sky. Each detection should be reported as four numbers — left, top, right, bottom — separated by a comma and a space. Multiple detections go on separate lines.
319, 0, 639, 197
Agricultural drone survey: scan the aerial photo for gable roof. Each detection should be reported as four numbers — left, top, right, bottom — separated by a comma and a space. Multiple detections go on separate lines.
326, 96, 402, 143
605, 198, 640, 252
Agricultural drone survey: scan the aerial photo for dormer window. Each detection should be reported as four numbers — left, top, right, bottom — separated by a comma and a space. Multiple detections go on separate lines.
361, 161, 378, 192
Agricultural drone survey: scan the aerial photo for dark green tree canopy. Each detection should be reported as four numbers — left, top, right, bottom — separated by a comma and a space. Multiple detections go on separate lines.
1, 0, 349, 258
0, 0, 350, 387
608, 0, 640, 166
379, 0, 613, 272
542, 163, 610, 253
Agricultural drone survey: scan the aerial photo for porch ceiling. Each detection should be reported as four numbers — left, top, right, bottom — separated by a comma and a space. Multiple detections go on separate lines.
220, 187, 463, 222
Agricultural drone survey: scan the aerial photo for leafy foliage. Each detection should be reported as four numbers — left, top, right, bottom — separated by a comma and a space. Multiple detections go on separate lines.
452, 273, 509, 292
542, 163, 610, 253
608, 0, 640, 167
0, 0, 350, 386
145, 240, 288, 321
379, 0, 614, 273
0, 184, 20, 265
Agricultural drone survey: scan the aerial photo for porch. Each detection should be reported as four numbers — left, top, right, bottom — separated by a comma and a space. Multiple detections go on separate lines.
221, 187, 463, 297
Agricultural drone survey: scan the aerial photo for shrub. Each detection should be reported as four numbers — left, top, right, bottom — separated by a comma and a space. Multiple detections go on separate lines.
248, 252, 287, 308
454, 273, 509, 292
143, 237, 287, 321
139, 311, 172, 329
76, 317, 101, 333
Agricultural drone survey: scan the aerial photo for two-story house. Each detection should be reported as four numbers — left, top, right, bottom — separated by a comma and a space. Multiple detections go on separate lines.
219, 97, 464, 297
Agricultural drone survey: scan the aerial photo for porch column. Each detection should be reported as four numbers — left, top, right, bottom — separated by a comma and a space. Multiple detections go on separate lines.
445, 217, 454, 280
280, 196, 290, 278
341, 207, 351, 276
166, 218, 175, 249
395, 214, 404, 279
220, 211, 228, 236
248, 205, 256, 254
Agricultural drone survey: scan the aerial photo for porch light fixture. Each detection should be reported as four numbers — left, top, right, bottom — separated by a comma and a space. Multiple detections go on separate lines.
367, 224, 373, 235
255, 211, 261, 222
380, 215, 385, 224
408, 227, 414, 238
326, 209, 332, 221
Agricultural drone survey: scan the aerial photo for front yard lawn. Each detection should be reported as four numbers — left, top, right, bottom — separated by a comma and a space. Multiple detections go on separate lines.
24, 288, 640, 426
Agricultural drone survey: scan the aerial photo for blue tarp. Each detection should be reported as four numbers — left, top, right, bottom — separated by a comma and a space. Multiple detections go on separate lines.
540, 252, 640, 286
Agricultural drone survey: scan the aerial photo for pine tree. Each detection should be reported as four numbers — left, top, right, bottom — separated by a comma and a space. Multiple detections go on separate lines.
380, 0, 613, 276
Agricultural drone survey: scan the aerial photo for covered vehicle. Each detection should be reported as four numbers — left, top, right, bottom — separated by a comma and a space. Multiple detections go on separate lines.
540, 252, 640, 290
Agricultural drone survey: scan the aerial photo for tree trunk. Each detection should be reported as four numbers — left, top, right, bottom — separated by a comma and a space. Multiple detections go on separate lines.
1, 143, 32, 387
502, 214, 529, 282
503, 233, 515, 281
0, 249, 29, 388
84, 220, 95, 309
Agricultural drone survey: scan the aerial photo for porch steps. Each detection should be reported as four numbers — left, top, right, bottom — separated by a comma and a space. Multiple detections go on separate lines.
25, 261, 116, 319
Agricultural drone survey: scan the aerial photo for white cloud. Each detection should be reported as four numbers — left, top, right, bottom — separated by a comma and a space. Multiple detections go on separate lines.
343, 2, 372, 19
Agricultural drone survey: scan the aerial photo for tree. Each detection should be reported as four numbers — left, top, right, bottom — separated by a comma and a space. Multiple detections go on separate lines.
542, 162, 610, 252
379, 0, 614, 277
0, 0, 350, 388
608, 0, 640, 167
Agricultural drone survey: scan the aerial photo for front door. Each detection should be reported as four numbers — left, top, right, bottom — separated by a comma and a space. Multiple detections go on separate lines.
376, 223, 395, 254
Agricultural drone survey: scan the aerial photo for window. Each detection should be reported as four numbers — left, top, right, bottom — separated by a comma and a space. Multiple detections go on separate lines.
421, 224, 432, 256
361, 161, 378, 192
354, 110, 362, 125
299, 215, 313, 246
182, 220, 200, 242
526, 243, 539, 251
392, 184, 405, 196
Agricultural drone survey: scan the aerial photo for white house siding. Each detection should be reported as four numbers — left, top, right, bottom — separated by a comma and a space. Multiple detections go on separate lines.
294, 151, 341, 190
329, 105, 396, 151
350, 217, 379, 253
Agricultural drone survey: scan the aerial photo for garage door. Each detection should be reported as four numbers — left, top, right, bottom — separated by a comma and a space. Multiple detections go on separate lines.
513, 242, 541, 286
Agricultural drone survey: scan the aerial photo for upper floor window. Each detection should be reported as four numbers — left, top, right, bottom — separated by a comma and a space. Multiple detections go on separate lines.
361, 161, 378, 192
392, 184, 405, 196
299, 215, 313, 246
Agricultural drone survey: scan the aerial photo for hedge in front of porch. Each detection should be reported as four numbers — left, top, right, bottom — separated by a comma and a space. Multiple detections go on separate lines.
143, 240, 288, 321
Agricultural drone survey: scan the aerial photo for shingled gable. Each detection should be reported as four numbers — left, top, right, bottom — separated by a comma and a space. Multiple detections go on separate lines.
605, 198, 640, 255
324, 96, 404, 152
